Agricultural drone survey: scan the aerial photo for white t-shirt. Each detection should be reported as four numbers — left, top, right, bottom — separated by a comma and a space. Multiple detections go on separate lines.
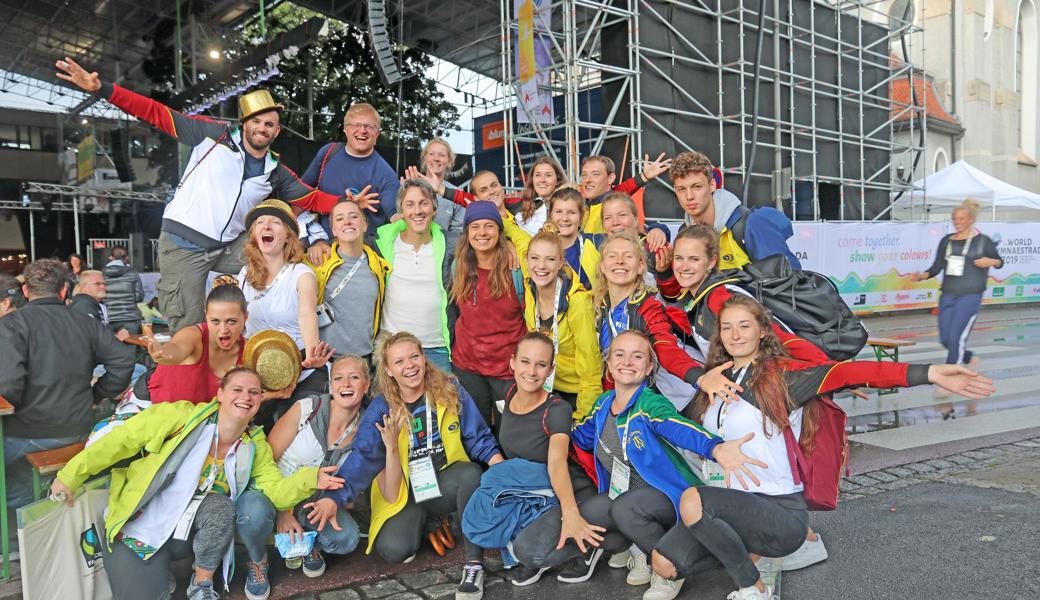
277, 396, 327, 476
701, 398, 804, 497
380, 236, 445, 347
238, 263, 315, 349
516, 203, 548, 236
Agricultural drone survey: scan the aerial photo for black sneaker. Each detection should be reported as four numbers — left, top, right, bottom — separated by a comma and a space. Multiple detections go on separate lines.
510, 564, 549, 587
556, 547, 604, 583
455, 562, 484, 600
302, 547, 326, 578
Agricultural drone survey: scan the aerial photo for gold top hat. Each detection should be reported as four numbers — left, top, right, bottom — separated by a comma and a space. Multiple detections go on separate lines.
238, 89, 285, 122
245, 199, 299, 235
243, 329, 301, 391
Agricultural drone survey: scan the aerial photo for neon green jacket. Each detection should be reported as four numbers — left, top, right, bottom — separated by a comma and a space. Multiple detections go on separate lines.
57, 401, 318, 547
374, 220, 452, 352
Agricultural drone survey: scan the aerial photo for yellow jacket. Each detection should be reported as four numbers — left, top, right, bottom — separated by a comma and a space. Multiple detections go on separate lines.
308, 242, 391, 338
522, 270, 603, 417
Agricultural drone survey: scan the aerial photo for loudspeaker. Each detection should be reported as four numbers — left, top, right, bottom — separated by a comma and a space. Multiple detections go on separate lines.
129, 232, 148, 270
110, 128, 135, 183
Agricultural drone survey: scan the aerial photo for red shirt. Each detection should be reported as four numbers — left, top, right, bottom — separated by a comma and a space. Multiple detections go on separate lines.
452, 268, 526, 378
149, 324, 244, 404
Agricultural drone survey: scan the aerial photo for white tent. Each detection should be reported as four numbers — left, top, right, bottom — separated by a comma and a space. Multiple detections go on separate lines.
891, 160, 1040, 221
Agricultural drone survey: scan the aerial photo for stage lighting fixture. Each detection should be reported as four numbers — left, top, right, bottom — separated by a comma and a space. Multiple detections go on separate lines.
209, 48, 222, 60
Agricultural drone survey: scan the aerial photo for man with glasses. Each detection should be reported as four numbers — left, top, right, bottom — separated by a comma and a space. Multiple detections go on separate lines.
301, 103, 401, 261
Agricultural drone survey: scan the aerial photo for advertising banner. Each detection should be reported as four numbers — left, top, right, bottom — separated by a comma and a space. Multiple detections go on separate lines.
514, 0, 553, 124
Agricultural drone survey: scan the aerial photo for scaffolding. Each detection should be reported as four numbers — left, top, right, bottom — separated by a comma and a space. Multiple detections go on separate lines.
498, 0, 927, 220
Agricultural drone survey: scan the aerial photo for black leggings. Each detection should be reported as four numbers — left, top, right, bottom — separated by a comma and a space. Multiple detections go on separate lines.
454, 368, 512, 430
513, 485, 674, 569
373, 461, 484, 564
655, 487, 808, 588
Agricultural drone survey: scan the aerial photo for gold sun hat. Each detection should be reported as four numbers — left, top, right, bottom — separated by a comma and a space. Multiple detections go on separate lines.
238, 89, 285, 122
243, 329, 301, 391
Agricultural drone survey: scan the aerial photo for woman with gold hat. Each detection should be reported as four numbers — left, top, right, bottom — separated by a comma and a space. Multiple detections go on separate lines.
50, 367, 346, 600
238, 200, 334, 421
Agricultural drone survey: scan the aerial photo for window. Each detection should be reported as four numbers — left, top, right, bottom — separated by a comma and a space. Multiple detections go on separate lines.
933, 147, 949, 174
1018, 0, 1038, 159
0, 124, 61, 152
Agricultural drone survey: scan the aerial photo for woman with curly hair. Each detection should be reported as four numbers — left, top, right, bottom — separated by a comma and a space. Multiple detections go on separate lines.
238, 200, 334, 410
306, 332, 503, 600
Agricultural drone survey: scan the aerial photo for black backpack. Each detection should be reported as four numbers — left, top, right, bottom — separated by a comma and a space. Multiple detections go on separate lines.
700, 255, 868, 361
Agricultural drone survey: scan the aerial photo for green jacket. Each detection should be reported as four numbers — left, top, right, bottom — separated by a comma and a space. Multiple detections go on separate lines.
57, 401, 318, 546
374, 220, 452, 353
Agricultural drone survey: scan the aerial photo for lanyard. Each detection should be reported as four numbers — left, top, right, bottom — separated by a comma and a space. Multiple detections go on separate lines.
535, 278, 562, 391
945, 233, 975, 259
606, 298, 629, 338
408, 395, 435, 452
326, 254, 366, 302
249, 264, 291, 302
715, 365, 751, 435
197, 425, 222, 494
325, 411, 361, 463
598, 382, 647, 463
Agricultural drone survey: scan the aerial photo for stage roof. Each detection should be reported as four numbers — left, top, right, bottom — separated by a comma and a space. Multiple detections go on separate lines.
0, 0, 505, 109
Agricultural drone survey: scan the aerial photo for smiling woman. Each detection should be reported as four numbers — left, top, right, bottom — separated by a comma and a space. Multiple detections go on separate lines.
50, 367, 345, 600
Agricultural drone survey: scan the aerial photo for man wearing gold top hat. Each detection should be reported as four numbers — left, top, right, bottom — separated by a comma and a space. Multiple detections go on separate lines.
56, 56, 378, 334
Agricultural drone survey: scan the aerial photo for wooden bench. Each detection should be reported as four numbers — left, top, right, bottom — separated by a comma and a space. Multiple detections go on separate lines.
27, 441, 86, 501
866, 337, 917, 395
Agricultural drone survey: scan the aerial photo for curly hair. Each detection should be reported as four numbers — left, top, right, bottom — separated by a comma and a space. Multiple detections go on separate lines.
669, 150, 714, 183
593, 232, 653, 311
241, 221, 306, 291
684, 295, 821, 453
521, 157, 566, 222
375, 332, 460, 427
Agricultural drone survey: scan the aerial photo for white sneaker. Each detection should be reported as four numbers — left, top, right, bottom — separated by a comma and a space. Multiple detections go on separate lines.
726, 584, 773, 600
608, 549, 632, 568
781, 534, 828, 571
625, 552, 652, 586
643, 573, 684, 600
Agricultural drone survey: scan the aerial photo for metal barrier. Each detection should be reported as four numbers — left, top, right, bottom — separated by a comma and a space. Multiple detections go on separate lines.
86, 238, 132, 269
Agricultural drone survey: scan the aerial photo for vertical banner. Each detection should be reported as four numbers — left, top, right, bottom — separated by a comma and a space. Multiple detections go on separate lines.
514, 0, 553, 124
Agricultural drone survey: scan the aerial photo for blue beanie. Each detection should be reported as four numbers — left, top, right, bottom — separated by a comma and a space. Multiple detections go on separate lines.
464, 201, 503, 229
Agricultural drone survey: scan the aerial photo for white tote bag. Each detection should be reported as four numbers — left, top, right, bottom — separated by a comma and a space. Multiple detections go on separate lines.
17, 477, 112, 600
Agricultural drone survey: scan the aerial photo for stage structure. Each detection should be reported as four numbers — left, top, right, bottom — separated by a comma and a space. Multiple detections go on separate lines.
498, 0, 926, 221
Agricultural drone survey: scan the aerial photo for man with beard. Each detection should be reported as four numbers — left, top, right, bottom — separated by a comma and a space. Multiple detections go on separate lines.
56, 57, 363, 333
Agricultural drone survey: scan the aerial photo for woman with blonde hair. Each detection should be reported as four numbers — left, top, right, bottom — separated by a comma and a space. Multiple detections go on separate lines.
306, 332, 503, 600
912, 198, 1003, 372
238, 200, 334, 413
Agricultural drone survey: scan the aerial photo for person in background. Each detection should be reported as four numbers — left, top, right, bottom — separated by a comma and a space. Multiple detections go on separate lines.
547, 187, 601, 290
307, 332, 503, 600
66, 252, 84, 291
599, 192, 670, 286
450, 201, 529, 429
0, 259, 133, 508
302, 103, 399, 258
669, 150, 801, 270
375, 179, 455, 373
516, 157, 566, 235
51, 368, 345, 600
0, 273, 27, 318
238, 200, 334, 415
579, 154, 671, 234
70, 269, 129, 340
421, 138, 467, 253
103, 245, 145, 335
310, 199, 390, 365
138, 297, 167, 327
650, 295, 994, 600
56, 57, 352, 333
237, 356, 371, 598
912, 198, 1003, 386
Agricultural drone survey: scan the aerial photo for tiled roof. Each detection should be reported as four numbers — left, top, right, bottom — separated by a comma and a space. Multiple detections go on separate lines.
889, 57, 961, 126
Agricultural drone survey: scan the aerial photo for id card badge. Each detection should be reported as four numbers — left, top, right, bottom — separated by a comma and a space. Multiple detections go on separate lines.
542, 367, 557, 393
408, 456, 442, 503
316, 303, 335, 328
945, 255, 966, 277
173, 493, 206, 540
608, 458, 631, 499
685, 455, 727, 488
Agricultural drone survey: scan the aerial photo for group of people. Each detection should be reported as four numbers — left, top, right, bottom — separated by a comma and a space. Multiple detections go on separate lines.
0, 58, 1003, 600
